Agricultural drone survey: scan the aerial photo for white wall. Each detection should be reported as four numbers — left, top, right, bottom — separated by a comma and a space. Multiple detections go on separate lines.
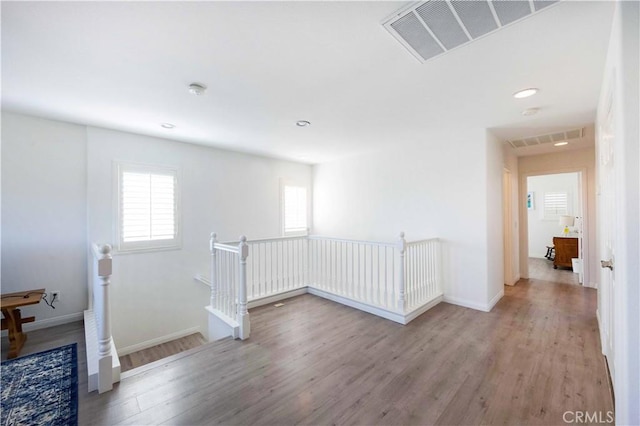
313, 128, 504, 311
1, 113, 88, 326
526, 172, 580, 258
2, 112, 312, 352
486, 131, 505, 303
518, 147, 597, 287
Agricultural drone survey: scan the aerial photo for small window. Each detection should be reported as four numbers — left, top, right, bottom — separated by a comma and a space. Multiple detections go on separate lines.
282, 184, 308, 235
116, 163, 180, 252
543, 191, 568, 220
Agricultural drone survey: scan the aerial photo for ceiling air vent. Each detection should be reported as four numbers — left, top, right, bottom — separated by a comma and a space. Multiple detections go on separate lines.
383, 0, 559, 63
507, 128, 584, 149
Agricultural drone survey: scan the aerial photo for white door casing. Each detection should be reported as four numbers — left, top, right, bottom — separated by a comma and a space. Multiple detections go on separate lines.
596, 72, 616, 382
503, 169, 514, 286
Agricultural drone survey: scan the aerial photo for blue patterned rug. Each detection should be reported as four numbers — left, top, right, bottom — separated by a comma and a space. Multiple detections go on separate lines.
1, 343, 78, 426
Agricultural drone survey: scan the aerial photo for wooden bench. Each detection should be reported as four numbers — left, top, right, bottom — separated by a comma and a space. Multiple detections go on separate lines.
1, 289, 44, 359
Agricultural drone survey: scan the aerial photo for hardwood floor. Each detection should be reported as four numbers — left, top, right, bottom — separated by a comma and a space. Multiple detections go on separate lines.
2, 280, 613, 425
528, 256, 580, 285
119, 333, 206, 373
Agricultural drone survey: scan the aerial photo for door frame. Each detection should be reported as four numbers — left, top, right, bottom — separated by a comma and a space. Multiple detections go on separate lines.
503, 168, 515, 286
518, 167, 591, 287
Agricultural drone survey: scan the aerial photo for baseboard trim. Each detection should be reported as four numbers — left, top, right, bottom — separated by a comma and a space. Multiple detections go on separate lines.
404, 295, 444, 323
506, 273, 521, 286
0, 312, 84, 338
117, 326, 203, 356
252, 285, 444, 325
596, 309, 608, 356
248, 288, 308, 309
307, 287, 407, 324
487, 289, 504, 311
443, 293, 501, 313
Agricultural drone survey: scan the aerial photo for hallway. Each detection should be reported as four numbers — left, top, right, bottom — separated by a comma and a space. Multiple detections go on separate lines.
528, 257, 580, 285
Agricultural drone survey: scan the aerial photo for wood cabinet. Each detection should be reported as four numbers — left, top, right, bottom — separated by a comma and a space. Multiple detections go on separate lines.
553, 237, 578, 269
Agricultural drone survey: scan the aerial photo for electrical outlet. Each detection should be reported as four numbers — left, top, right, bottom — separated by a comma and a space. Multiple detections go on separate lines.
51, 291, 61, 302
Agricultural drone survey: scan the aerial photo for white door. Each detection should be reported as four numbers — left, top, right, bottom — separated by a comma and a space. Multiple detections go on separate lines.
597, 75, 616, 381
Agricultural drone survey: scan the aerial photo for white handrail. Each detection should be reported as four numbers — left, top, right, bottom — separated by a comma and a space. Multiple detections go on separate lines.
226, 235, 308, 245
406, 237, 439, 246
213, 243, 241, 253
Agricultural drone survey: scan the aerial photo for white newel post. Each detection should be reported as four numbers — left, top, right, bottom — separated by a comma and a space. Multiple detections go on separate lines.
238, 236, 250, 340
397, 232, 407, 313
96, 244, 113, 394
210, 232, 218, 311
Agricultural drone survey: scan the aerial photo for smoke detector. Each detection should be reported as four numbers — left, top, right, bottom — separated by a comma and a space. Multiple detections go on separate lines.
188, 83, 207, 96
522, 107, 540, 116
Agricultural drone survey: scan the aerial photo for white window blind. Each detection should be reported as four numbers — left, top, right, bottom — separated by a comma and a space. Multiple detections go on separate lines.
543, 191, 568, 220
283, 185, 307, 234
117, 164, 179, 251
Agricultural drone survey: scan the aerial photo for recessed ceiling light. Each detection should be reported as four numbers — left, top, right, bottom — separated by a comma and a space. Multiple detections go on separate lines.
513, 88, 539, 99
522, 107, 540, 116
188, 83, 207, 96
161, 123, 175, 129
296, 120, 311, 127
554, 141, 569, 146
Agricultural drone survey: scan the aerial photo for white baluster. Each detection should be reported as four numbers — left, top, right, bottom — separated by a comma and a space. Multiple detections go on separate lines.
210, 233, 218, 310
238, 236, 250, 340
420, 243, 425, 302
384, 247, 388, 308
258, 243, 263, 297
397, 232, 407, 313
376, 245, 380, 306
435, 239, 441, 294
351, 243, 355, 298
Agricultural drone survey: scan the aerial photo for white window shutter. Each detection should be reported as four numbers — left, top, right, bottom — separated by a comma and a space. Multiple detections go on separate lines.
118, 164, 179, 251
543, 191, 568, 220
283, 185, 307, 234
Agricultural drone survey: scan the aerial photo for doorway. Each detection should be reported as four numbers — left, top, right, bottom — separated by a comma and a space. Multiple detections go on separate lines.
525, 172, 583, 285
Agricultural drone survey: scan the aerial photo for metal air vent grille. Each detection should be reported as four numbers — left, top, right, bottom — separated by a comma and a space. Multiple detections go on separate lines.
507, 128, 585, 149
383, 0, 559, 64
492, 1, 532, 26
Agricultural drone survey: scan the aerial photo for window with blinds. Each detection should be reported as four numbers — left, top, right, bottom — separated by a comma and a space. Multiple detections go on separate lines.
282, 185, 308, 235
543, 191, 568, 220
117, 163, 179, 251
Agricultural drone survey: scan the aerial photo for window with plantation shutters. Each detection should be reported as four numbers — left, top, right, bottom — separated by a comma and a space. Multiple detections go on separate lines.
116, 163, 180, 251
543, 191, 568, 220
282, 184, 308, 235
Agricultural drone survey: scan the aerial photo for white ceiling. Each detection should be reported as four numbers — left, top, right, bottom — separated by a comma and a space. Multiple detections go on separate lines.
1, 1, 615, 164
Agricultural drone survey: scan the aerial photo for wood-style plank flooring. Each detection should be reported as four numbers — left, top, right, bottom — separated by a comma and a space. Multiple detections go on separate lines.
2, 279, 613, 425
528, 257, 580, 285
119, 333, 206, 373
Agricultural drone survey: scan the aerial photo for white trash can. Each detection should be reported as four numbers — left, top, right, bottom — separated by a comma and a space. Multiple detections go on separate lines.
571, 258, 582, 274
